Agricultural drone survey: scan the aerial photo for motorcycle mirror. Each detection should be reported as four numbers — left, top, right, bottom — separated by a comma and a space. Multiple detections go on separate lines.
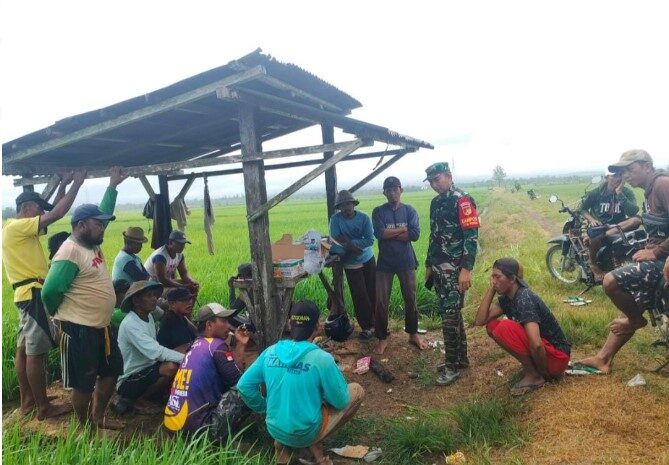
549, 195, 558, 203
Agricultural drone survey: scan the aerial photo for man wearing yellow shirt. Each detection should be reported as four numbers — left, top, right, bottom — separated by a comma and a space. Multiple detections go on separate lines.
2, 169, 86, 420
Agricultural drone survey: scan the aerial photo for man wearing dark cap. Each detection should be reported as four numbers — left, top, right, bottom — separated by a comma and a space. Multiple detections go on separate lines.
238, 301, 364, 465
112, 226, 150, 284
157, 287, 197, 350
424, 162, 480, 386
577, 150, 669, 374
41, 166, 127, 429
145, 230, 199, 296
371, 176, 425, 355
116, 280, 184, 414
164, 303, 250, 439
329, 190, 377, 339
2, 169, 87, 420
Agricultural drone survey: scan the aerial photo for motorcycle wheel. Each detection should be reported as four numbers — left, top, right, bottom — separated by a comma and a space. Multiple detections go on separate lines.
546, 244, 580, 284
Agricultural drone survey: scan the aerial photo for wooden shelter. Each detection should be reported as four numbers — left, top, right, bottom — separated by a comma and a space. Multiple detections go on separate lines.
2, 49, 433, 347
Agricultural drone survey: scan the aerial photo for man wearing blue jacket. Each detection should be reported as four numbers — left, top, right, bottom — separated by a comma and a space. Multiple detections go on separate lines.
329, 190, 377, 339
238, 301, 364, 465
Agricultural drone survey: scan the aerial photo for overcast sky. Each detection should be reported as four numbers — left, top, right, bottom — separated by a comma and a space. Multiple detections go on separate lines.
2, 1, 668, 207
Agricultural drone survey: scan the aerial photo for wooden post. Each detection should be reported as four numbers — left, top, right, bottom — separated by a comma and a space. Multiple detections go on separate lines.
321, 124, 345, 316
239, 103, 279, 348
158, 175, 169, 201
321, 124, 337, 220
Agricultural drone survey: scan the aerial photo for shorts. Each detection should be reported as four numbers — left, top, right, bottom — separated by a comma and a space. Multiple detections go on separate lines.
16, 288, 57, 356
117, 363, 161, 400
59, 321, 123, 393
611, 260, 664, 310
487, 319, 570, 377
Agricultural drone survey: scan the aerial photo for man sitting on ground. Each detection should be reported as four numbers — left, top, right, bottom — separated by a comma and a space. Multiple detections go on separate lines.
145, 230, 199, 297
157, 287, 197, 351
164, 303, 250, 440
238, 301, 364, 465
474, 258, 571, 395
112, 227, 151, 284
115, 280, 185, 414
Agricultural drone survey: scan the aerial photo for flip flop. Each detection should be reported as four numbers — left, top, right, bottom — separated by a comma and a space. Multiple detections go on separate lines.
510, 382, 544, 396
565, 362, 606, 376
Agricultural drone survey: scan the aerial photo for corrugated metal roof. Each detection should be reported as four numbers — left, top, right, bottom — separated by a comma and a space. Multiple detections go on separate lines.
2, 49, 431, 179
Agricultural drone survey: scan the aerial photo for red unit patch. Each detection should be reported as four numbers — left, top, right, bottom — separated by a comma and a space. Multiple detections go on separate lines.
457, 197, 480, 229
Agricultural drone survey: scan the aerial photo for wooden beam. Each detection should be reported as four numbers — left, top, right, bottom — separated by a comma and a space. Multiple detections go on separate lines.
217, 87, 434, 150
138, 175, 156, 198
4, 65, 268, 164
248, 139, 364, 222
322, 124, 338, 220
257, 75, 345, 113
14, 147, 408, 186
158, 175, 170, 202
40, 176, 61, 201
176, 174, 196, 199
239, 103, 279, 349
348, 151, 409, 193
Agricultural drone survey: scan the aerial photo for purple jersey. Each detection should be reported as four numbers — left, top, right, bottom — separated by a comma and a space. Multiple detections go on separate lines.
163, 336, 242, 434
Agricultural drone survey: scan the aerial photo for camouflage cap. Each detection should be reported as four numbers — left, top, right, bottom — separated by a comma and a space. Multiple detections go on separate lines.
424, 162, 451, 181
608, 149, 652, 172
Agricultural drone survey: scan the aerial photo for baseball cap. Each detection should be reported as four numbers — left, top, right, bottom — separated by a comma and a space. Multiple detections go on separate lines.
383, 176, 402, 190
290, 300, 320, 341
196, 303, 238, 323
608, 149, 652, 172
16, 191, 54, 212
168, 230, 191, 244
167, 287, 194, 302
71, 204, 116, 224
424, 162, 451, 181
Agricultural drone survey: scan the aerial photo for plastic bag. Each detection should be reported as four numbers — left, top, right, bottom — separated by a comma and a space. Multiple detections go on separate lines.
302, 230, 324, 274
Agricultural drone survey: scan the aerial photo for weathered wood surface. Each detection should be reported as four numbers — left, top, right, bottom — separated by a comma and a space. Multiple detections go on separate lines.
247, 139, 364, 222
138, 175, 156, 199
348, 151, 409, 193
240, 103, 279, 349
322, 124, 338, 220
4, 66, 268, 165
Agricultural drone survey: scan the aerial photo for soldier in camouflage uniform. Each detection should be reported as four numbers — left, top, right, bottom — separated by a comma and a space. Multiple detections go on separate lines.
424, 162, 480, 385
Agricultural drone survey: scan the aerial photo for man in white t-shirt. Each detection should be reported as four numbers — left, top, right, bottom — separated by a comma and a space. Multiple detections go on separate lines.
144, 230, 199, 297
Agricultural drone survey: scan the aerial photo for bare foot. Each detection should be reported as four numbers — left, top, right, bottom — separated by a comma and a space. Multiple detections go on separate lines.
96, 416, 125, 430
36, 401, 72, 420
374, 338, 390, 355
21, 395, 60, 415
409, 334, 428, 350
609, 316, 647, 336
576, 356, 611, 374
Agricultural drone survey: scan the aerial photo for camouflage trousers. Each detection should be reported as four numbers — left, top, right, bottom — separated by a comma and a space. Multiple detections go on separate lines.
432, 263, 469, 370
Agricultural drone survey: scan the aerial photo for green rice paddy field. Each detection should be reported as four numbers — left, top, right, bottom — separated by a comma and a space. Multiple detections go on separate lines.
3, 182, 668, 464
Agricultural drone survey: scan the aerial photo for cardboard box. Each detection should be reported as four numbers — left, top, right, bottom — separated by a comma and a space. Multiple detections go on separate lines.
271, 234, 304, 261
273, 258, 304, 279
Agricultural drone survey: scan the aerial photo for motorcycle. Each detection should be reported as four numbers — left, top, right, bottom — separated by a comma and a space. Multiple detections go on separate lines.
545, 179, 646, 287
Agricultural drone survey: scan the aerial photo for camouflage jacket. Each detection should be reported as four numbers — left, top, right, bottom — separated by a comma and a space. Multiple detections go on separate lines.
426, 186, 479, 270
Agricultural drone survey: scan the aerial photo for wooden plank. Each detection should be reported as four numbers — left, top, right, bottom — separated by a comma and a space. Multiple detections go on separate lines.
176, 174, 196, 199
218, 87, 434, 150
248, 139, 364, 222
14, 147, 408, 186
158, 175, 170, 202
258, 75, 345, 113
239, 103, 279, 349
40, 176, 61, 201
138, 175, 156, 198
322, 124, 338, 220
348, 151, 409, 193
4, 66, 267, 164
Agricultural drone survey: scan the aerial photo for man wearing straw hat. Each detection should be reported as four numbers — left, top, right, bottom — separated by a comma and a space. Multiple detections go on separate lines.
112, 226, 151, 284
115, 280, 184, 414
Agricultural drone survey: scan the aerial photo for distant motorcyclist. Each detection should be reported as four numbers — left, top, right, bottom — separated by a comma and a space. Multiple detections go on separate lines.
578, 171, 639, 280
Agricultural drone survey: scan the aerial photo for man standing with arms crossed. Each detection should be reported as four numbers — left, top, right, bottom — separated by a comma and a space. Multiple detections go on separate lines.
372, 176, 426, 354
424, 162, 480, 386
2, 169, 86, 419
42, 167, 127, 429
